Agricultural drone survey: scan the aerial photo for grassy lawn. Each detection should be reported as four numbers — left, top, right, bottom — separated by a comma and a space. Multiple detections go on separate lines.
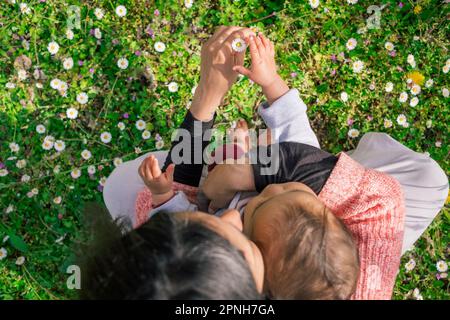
0, 0, 448, 299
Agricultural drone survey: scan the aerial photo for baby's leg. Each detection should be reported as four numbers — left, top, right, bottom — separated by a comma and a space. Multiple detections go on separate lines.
348, 132, 448, 254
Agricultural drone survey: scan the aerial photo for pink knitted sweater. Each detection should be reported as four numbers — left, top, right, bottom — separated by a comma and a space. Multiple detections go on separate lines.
135, 152, 405, 300
319, 152, 405, 300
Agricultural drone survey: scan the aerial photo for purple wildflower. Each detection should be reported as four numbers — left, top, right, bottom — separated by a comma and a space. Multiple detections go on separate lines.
347, 118, 354, 126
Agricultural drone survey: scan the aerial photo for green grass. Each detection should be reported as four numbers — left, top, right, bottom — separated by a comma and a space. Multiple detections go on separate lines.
0, 0, 448, 299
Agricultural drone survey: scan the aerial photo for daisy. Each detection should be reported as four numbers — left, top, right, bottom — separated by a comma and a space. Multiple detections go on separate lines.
340, 92, 348, 102
426, 120, 432, 128
136, 120, 146, 131
17, 69, 27, 81
71, 168, 81, 179
6, 82, 16, 89
435, 141, 442, 148
383, 119, 392, 128
404, 258, 415, 271
425, 79, 433, 88
63, 57, 74, 70
117, 57, 129, 70
443, 65, 449, 74
117, 122, 126, 131
15, 256, 25, 266
443, 88, 449, 98
185, 0, 194, 8
58, 80, 68, 93
397, 114, 407, 126
410, 84, 421, 95
231, 38, 247, 53
100, 132, 112, 143
384, 41, 395, 51
154, 41, 166, 53
53, 165, 61, 174
53, 196, 62, 204
94, 28, 102, 40
0, 248, 7, 260
352, 60, 364, 73
16, 159, 26, 169
36, 124, 46, 134
54, 140, 66, 152
399, 92, 408, 103
42, 137, 54, 150
0, 169, 9, 177
32, 188, 39, 195
94, 8, 104, 20
407, 54, 416, 68
21, 174, 30, 182
76, 92, 88, 104
348, 128, 359, 138
309, 0, 320, 9
9, 142, 19, 153
156, 140, 165, 150
168, 82, 179, 92
99, 176, 107, 186
81, 149, 92, 160
346, 38, 357, 51
437, 261, 448, 272
88, 165, 96, 175
385, 82, 394, 93
5, 205, 14, 214
66, 107, 78, 119
47, 41, 59, 55
409, 97, 419, 107
142, 130, 151, 140
115, 5, 127, 17
50, 78, 61, 89
66, 29, 74, 40
347, 0, 358, 3
113, 157, 123, 167
135, 147, 142, 154
19, 3, 31, 14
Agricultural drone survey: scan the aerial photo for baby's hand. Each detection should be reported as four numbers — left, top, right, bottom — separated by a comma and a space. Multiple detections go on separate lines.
138, 155, 175, 205
233, 34, 277, 88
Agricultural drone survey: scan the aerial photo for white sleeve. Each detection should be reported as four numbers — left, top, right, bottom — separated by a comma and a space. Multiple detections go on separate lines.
148, 191, 198, 218
258, 89, 320, 149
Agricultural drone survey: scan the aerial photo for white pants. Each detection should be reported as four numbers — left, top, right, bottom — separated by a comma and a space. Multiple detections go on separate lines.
103, 133, 448, 254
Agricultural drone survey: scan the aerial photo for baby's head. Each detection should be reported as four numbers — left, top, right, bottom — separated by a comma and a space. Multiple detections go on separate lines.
243, 182, 360, 299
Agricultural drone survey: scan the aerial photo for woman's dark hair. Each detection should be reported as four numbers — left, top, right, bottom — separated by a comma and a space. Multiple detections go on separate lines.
78, 206, 260, 300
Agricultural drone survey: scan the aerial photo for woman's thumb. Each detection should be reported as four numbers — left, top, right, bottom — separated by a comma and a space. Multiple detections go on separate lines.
165, 163, 175, 182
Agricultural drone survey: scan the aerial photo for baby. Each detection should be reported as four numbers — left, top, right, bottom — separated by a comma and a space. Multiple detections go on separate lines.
138, 34, 361, 299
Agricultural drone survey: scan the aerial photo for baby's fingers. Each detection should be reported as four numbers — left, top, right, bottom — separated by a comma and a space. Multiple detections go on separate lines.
246, 35, 260, 62
150, 156, 162, 178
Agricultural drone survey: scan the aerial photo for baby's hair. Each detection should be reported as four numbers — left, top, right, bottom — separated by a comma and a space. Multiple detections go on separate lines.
78, 206, 261, 300
257, 203, 359, 300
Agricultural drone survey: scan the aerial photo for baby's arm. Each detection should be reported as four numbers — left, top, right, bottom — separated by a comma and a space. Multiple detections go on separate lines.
234, 34, 319, 148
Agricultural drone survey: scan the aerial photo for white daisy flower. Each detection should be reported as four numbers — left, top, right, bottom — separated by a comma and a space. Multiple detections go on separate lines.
407, 54, 416, 68
340, 92, 348, 102
410, 97, 419, 107
385, 82, 394, 93
383, 119, 391, 128
17, 69, 27, 81
410, 84, 421, 95
66, 29, 74, 40
115, 5, 127, 17
88, 165, 96, 175
0, 248, 7, 260
135, 147, 142, 154
384, 42, 395, 51
436, 261, 448, 272
71, 168, 81, 179
117, 57, 129, 70
66, 107, 78, 119
50, 78, 61, 89
135, 120, 146, 131
15, 256, 25, 266
117, 122, 126, 131
6, 82, 16, 89
442, 88, 449, 98
113, 158, 123, 167
425, 79, 433, 88
426, 120, 432, 128
309, 0, 320, 9
94, 28, 102, 40
142, 130, 151, 140
435, 141, 442, 148
5, 205, 14, 214
47, 41, 60, 55
100, 132, 112, 143
76, 92, 88, 104
348, 128, 359, 138
9, 142, 20, 153
446, 59, 450, 67
156, 140, 165, 150
397, 114, 407, 126
185, 0, 194, 8
406, 78, 413, 85
42, 135, 55, 150
443, 65, 449, 74
346, 38, 357, 51
19, 3, 31, 14
94, 8, 104, 20
399, 92, 408, 103
352, 60, 364, 73
36, 124, 46, 134
81, 149, 92, 160
168, 82, 179, 92
54, 140, 66, 152
231, 38, 247, 52
53, 196, 62, 204
0, 169, 9, 177
53, 165, 61, 174
21, 174, 30, 183
347, 0, 358, 4
31, 188, 39, 195
99, 176, 107, 186
62, 57, 74, 70
16, 159, 26, 169
58, 81, 68, 93
154, 41, 166, 53
405, 259, 416, 271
